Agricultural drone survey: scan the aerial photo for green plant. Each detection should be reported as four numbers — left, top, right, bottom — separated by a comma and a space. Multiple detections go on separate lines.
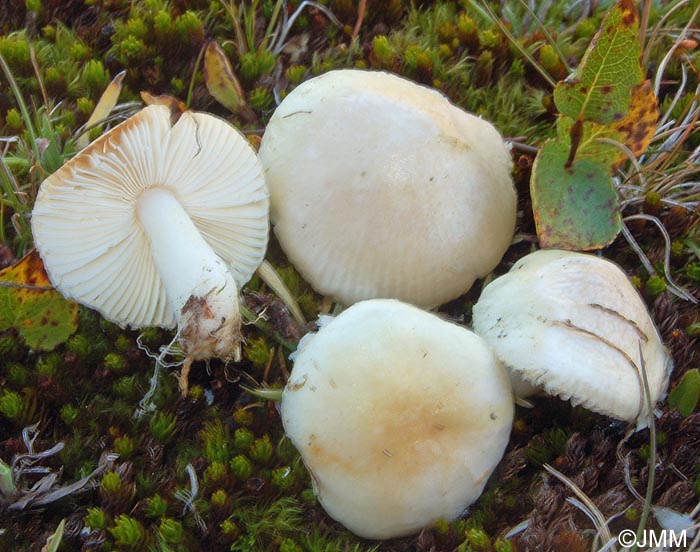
158, 517, 184, 545
529, 0, 658, 250
203, 461, 228, 486
149, 411, 177, 444
84, 507, 111, 531
230, 455, 253, 480
113, 435, 135, 458
109, 514, 144, 547
200, 420, 232, 463
144, 494, 168, 518
249, 435, 273, 465
0, 390, 24, 419
668, 369, 700, 416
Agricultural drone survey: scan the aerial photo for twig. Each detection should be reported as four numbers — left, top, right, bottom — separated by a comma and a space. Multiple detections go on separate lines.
352, 0, 367, 40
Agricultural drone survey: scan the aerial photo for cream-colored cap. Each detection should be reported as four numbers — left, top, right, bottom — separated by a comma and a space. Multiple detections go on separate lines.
260, 69, 516, 307
282, 299, 513, 539
473, 249, 672, 423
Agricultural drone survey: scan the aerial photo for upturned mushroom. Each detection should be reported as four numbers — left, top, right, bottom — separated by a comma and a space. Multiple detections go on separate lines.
31, 104, 269, 392
472, 249, 672, 424
259, 69, 516, 307
281, 299, 514, 539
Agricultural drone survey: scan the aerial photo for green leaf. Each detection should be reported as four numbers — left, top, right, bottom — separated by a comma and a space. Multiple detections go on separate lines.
41, 519, 65, 552
531, 135, 621, 250
0, 250, 78, 351
553, 0, 642, 125
668, 369, 700, 417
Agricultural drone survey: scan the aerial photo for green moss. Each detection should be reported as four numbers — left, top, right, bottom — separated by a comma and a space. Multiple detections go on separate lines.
82, 60, 110, 95
0, 34, 32, 74
494, 539, 515, 552
232, 407, 254, 427
286, 65, 307, 86
175, 11, 205, 46
104, 352, 127, 374
59, 404, 79, 425
220, 518, 239, 537
240, 49, 277, 82
113, 435, 135, 458
114, 334, 133, 353
84, 507, 111, 531
101, 471, 123, 496
233, 427, 255, 452
158, 517, 184, 545
69, 42, 91, 62
5, 363, 28, 386
200, 420, 233, 463
76, 97, 94, 116
466, 527, 491, 550
230, 455, 253, 480
153, 10, 173, 40
538, 44, 564, 79
0, 390, 23, 420
113, 374, 140, 398
118, 35, 150, 64
0, 335, 22, 362
249, 86, 274, 112
249, 435, 274, 465
5, 108, 23, 131
149, 411, 178, 444
210, 488, 228, 508
144, 494, 168, 518
271, 466, 296, 492
279, 538, 303, 552
204, 461, 228, 486
109, 514, 145, 547
646, 275, 667, 297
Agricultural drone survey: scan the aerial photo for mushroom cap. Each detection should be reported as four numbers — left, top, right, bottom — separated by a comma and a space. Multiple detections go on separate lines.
259, 69, 516, 307
281, 299, 514, 539
31, 104, 269, 329
472, 249, 672, 423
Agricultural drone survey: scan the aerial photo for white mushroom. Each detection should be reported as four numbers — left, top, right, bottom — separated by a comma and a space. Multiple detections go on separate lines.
282, 299, 514, 539
31, 104, 269, 391
472, 249, 672, 424
259, 69, 516, 307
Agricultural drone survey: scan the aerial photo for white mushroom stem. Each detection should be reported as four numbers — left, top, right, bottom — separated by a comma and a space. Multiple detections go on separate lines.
136, 187, 242, 390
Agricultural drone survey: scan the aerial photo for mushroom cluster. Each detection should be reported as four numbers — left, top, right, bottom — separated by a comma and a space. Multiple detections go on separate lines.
32, 104, 269, 391
472, 249, 672, 424
259, 69, 516, 307
282, 299, 514, 539
31, 67, 674, 543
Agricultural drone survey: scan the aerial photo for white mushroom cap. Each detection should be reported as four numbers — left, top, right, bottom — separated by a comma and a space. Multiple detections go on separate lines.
31, 104, 269, 330
259, 69, 516, 307
281, 299, 514, 539
472, 249, 672, 424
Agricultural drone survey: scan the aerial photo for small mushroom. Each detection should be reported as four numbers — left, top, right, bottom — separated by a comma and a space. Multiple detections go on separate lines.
31, 104, 269, 391
282, 299, 514, 539
472, 249, 672, 424
259, 69, 516, 307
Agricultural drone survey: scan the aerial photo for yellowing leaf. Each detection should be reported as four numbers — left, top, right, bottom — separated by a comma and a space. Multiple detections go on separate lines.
0, 250, 78, 350
77, 70, 126, 149
611, 80, 659, 161
204, 41, 257, 123
205, 41, 244, 111
553, 0, 642, 125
